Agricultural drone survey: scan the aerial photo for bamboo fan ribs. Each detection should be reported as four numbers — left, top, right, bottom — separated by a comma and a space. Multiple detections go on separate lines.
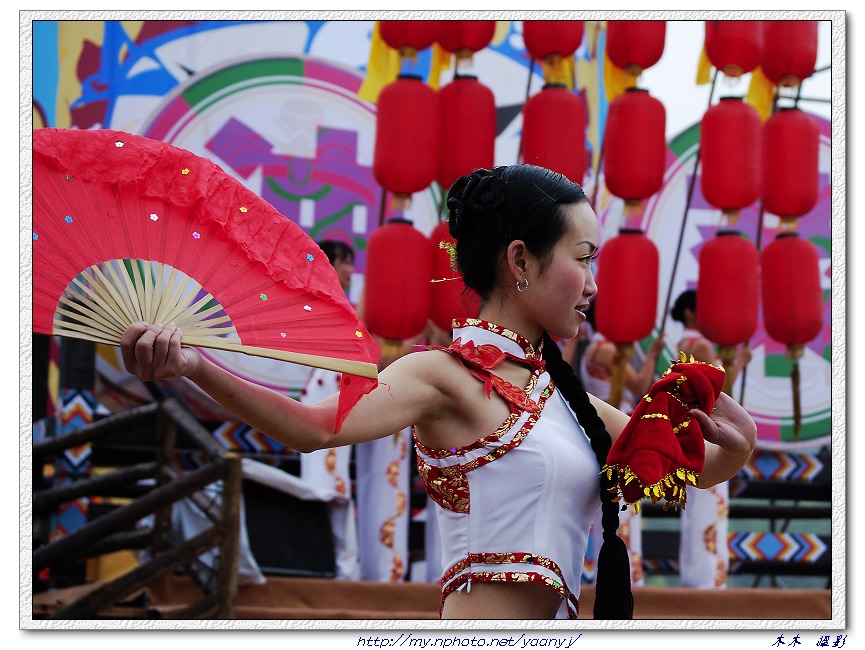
32, 128, 380, 386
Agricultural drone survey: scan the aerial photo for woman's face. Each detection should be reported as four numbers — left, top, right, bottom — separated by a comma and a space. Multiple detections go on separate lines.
334, 254, 354, 291
525, 202, 599, 340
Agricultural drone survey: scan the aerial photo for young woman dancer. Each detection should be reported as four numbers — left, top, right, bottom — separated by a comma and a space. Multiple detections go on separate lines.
120, 165, 757, 619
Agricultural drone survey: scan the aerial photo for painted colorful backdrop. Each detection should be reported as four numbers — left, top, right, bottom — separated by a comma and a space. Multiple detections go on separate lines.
32, 19, 833, 450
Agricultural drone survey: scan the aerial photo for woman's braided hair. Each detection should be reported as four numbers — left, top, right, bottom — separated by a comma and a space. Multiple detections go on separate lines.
446, 164, 634, 619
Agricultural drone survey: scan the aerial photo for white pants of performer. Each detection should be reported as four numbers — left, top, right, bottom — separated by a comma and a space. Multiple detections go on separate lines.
354, 429, 411, 582
300, 444, 360, 580
299, 368, 360, 580
679, 481, 730, 588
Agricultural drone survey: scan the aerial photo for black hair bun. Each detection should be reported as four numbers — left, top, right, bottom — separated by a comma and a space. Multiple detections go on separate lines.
670, 289, 696, 324
447, 168, 508, 240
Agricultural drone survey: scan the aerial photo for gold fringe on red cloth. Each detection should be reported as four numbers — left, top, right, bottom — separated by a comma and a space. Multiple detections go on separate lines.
601, 352, 725, 512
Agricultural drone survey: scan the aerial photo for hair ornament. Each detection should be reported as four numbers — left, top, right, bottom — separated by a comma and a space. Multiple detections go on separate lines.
439, 240, 459, 272
431, 239, 461, 283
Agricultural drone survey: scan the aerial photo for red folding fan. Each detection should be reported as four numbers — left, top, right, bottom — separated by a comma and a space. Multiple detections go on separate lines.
32, 128, 380, 430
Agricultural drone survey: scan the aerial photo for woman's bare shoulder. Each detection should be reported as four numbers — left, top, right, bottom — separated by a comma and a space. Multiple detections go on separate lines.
381, 346, 467, 387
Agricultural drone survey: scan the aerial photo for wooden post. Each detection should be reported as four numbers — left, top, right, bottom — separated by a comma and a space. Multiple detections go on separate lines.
154, 402, 177, 554
215, 452, 242, 619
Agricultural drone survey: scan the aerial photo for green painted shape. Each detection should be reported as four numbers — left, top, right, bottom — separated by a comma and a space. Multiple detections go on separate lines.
668, 123, 700, 159
810, 235, 831, 255
183, 58, 305, 108
309, 201, 361, 239
764, 353, 795, 378
266, 176, 331, 203
777, 414, 832, 443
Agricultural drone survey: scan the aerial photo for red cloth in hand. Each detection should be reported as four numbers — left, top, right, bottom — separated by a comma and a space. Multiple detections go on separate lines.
602, 355, 725, 509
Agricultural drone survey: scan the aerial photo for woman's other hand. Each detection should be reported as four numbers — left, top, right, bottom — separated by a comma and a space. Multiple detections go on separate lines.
692, 391, 757, 457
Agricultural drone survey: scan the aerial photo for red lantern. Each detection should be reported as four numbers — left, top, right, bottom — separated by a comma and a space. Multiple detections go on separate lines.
437, 20, 496, 61
437, 75, 496, 190
379, 20, 442, 58
761, 232, 823, 348
704, 20, 764, 77
760, 231, 822, 439
603, 88, 666, 204
523, 20, 585, 60
696, 230, 759, 347
700, 96, 762, 219
761, 21, 818, 87
373, 75, 441, 199
594, 229, 659, 344
606, 21, 666, 76
521, 83, 587, 184
762, 107, 820, 220
594, 228, 659, 409
365, 218, 432, 340
429, 221, 481, 331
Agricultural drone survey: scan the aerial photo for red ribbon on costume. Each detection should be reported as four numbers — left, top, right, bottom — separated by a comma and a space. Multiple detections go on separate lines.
429, 337, 546, 413
602, 353, 726, 511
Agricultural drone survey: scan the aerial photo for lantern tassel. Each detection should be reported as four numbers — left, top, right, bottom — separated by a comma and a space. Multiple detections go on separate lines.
622, 200, 643, 225
607, 342, 632, 409
718, 344, 737, 396
541, 53, 575, 89
788, 345, 805, 441
723, 209, 741, 228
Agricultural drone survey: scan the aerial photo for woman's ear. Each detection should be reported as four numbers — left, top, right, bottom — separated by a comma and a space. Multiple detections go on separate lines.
505, 240, 529, 282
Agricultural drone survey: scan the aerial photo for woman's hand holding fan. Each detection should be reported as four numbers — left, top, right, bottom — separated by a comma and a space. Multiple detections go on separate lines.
120, 322, 203, 383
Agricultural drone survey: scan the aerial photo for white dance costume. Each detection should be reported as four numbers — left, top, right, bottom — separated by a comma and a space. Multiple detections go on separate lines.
415, 320, 600, 619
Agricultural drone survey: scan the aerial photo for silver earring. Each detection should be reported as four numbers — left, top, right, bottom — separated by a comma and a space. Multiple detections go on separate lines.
516, 278, 529, 292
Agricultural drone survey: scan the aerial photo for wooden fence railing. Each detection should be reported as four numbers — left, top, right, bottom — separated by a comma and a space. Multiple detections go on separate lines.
32, 398, 241, 619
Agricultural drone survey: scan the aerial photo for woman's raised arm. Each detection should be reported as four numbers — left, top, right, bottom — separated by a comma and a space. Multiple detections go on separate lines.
120, 322, 445, 452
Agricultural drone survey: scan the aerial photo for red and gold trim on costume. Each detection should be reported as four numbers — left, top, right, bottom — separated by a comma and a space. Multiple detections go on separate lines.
415, 320, 554, 513
441, 552, 579, 619
452, 318, 543, 361
426, 334, 545, 414
413, 370, 540, 460
415, 384, 554, 513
